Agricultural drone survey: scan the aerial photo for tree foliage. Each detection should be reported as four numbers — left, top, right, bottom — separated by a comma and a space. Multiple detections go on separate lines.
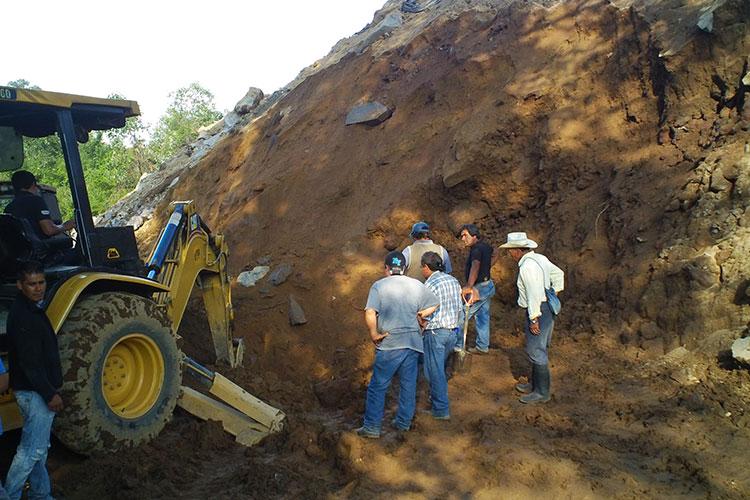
2, 80, 223, 219
149, 82, 223, 164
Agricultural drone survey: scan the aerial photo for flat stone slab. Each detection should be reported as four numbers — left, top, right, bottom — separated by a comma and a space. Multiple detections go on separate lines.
345, 102, 393, 126
289, 295, 307, 326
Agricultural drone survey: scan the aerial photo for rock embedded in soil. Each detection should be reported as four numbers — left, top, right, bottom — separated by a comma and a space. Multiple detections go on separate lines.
234, 87, 264, 115
288, 295, 307, 325
710, 166, 732, 192
237, 266, 270, 287
269, 263, 293, 285
345, 102, 393, 126
731, 337, 750, 364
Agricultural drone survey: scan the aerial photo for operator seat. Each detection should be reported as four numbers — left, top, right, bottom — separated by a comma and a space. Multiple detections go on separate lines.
0, 214, 32, 279
0, 214, 77, 275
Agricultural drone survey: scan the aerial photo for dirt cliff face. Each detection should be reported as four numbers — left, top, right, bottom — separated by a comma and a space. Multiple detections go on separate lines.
51, 0, 750, 497
134, 0, 750, 354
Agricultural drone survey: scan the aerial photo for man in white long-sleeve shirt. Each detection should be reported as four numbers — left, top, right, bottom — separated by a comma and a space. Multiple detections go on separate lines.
500, 232, 564, 404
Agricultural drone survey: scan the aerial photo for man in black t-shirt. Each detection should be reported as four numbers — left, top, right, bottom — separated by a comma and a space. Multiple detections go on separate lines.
4, 170, 77, 265
4, 261, 64, 499
459, 224, 497, 354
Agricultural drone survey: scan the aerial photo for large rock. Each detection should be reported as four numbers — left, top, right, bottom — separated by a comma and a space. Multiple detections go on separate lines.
269, 263, 293, 286
237, 266, 270, 287
223, 111, 242, 129
684, 254, 720, 290
710, 166, 732, 192
288, 295, 307, 326
234, 87, 264, 115
345, 102, 393, 126
732, 337, 750, 364
354, 12, 402, 54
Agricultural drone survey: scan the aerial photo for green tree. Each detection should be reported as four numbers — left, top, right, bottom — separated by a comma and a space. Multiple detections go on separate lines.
78, 93, 152, 215
7, 79, 39, 90
148, 82, 223, 164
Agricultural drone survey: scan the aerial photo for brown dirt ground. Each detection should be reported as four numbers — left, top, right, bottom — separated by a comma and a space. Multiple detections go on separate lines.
11, 0, 750, 497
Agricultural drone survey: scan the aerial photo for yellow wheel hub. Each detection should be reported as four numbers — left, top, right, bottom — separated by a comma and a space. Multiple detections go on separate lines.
102, 334, 165, 419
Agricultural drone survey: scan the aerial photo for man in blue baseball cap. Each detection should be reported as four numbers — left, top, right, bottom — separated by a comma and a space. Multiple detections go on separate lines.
356, 251, 439, 438
402, 221, 452, 282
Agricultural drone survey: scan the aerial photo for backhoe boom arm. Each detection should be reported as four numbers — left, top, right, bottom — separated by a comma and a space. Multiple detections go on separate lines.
146, 201, 243, 367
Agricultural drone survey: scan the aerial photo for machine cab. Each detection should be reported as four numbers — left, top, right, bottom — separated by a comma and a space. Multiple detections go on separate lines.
0, 87, 144, 287
0, 88, 145, 354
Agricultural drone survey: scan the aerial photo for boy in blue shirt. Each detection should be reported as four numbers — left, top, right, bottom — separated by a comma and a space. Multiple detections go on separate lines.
0, 357, 9, 500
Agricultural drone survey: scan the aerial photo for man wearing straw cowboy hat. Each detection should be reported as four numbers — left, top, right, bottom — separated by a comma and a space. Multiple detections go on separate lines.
500, 232, 564, 404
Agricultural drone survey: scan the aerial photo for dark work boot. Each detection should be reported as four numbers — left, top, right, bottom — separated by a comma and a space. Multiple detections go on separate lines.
515, 365, 535, 394
515, 381, 533, 394
519, 364, 550, 404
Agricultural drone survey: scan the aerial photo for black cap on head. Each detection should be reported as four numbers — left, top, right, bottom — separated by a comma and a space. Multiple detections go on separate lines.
384, 251, 406, 274
11, 170, 37, 192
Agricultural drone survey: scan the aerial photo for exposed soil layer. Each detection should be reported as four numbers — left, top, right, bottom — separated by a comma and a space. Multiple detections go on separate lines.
35, 0, 750, 497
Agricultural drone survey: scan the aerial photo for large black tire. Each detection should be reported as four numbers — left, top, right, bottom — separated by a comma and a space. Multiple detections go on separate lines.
55, 292, 182, 454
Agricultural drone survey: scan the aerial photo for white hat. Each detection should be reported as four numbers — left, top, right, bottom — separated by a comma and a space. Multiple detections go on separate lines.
499, 232, 538, 249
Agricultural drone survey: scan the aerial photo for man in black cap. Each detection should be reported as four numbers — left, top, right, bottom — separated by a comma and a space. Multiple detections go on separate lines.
357, 251, 439, 438
4, 170, 77, 265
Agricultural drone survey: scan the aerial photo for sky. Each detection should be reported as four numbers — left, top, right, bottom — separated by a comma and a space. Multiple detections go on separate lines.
3, 0, 386, 128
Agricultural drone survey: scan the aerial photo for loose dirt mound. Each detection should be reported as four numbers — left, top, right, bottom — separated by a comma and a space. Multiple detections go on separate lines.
49, 0, 750, 497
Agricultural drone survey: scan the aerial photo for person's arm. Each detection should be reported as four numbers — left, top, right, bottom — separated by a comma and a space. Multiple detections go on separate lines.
38, 218, 75, 237
443, 249, 452, 274
462, 259, 481, 303
465, 259, 480, 288
417, 305, 438, 321
47, 393, 63, 412
365, 309, 388, 346
0, 359, 7, 393
417, 287, 440, 325
520, 264, 544, 334
491, 246, 499, 266
549, 262, 564, 293
30, 196, 75, 236
402, 246, 411, 272
13, 325, 59, 403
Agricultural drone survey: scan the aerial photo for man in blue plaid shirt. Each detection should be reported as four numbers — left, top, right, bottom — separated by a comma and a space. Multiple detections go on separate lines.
420, 251, 462, 420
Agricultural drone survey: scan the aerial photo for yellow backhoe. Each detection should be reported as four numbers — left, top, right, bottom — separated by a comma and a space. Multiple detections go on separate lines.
0, 87, 284, 454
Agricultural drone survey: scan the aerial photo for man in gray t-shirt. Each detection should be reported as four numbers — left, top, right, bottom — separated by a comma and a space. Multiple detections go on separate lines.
357, 251, 439, 438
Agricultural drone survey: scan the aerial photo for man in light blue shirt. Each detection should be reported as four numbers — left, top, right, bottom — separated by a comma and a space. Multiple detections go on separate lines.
357, 251, 439, 438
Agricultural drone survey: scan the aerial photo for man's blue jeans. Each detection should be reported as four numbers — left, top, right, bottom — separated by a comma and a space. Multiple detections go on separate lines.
5, 390, 55, 500
423, 328, 456, 418
525, 302, 555, 365
362, 348, 419, 432
457, 280, 495, 351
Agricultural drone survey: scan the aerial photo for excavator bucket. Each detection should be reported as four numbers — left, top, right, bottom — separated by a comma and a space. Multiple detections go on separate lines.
179, 356, 286, 446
